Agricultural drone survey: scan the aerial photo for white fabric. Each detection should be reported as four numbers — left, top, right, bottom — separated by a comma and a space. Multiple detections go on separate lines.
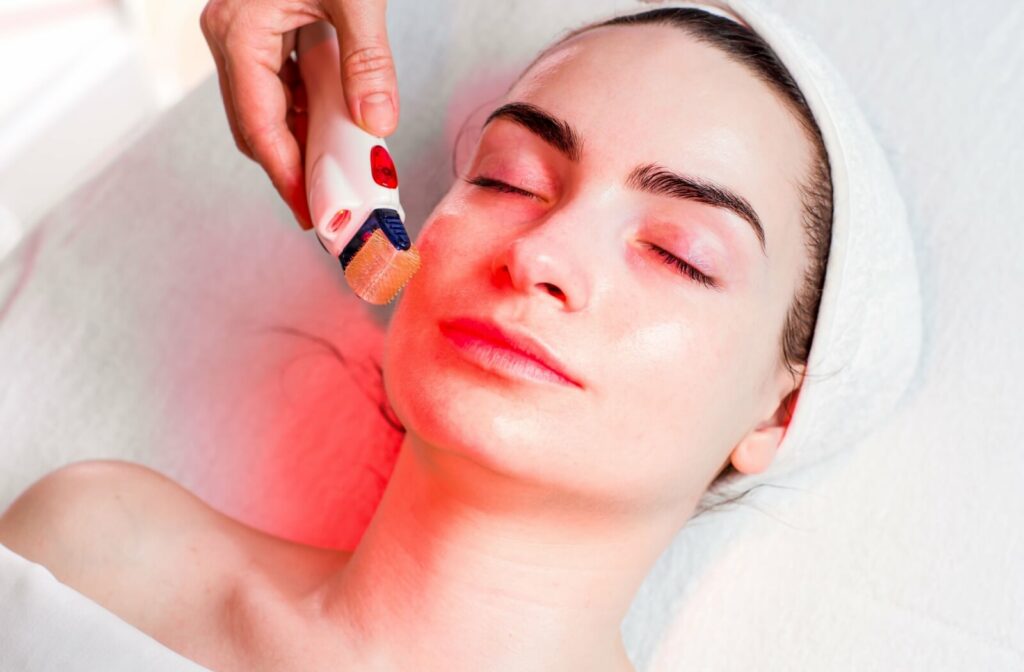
0, 543, 207, 671
1, 0, 1022, 670
694, 0, 925, 494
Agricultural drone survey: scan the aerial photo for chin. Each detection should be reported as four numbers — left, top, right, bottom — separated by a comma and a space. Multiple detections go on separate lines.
380, 312, 588, 485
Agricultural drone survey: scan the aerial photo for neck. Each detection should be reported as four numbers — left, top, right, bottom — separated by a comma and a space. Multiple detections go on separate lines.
316, 433, 679, 672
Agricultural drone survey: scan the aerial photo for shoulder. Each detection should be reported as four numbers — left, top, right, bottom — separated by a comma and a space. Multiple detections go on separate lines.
0, 460, 215, 562
4, 460, 156, 543
0, 460, 239, 628
0, 459, 351, 608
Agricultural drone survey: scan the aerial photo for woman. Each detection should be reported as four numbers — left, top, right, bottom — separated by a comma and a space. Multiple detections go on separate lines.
0, 5, 834, 671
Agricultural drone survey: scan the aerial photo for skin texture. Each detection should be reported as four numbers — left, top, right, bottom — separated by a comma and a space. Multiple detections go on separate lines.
0, 23, 812, 672
200, 0, 397, 229
386, 24, 810, 508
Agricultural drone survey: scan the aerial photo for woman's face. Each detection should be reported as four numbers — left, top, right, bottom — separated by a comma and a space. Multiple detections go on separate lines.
383, 24, 812, 515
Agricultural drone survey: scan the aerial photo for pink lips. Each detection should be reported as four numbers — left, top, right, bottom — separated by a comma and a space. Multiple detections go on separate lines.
438, 317, 583, 389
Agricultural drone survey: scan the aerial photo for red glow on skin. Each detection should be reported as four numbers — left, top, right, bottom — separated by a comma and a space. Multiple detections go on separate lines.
468, 146, 752, 289
439, 321, 581, 388
168, 236, 406, 550
642, 216, 727, 279
781, 387, 801, 439
472, 139, 559, 198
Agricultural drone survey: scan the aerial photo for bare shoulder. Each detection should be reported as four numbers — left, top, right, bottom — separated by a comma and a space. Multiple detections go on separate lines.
0, 459, 220, 562
0, 460, 351, 642
0, 460, 242, 631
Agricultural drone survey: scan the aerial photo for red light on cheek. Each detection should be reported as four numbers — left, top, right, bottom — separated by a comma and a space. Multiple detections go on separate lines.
370, 145, 399, 188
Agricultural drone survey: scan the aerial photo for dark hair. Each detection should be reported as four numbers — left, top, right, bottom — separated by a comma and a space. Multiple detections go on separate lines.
532, 7, 835, 493
540, 7, 833, 380
336, 6, 834, 511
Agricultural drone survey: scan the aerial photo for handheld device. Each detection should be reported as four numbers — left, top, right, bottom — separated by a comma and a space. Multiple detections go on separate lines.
296, 21, 421, 305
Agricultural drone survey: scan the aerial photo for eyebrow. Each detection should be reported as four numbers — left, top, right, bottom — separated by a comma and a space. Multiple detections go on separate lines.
483, 102, 767, 255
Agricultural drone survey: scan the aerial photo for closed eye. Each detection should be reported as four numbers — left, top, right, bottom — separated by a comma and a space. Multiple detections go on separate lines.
643, 242, 717, 289
465, 174, 716, 289
463, 175, 539, 200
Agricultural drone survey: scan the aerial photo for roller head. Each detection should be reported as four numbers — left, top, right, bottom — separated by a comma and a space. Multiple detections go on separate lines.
342, 229, 422, 305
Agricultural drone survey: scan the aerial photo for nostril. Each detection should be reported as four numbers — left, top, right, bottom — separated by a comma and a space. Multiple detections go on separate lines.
541, 283, 566, 301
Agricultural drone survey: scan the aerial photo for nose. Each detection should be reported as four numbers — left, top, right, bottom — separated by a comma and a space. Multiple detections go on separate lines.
490, 217, 592, 311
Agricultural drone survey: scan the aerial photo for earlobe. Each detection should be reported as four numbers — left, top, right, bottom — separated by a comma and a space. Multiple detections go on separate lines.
729, 387, 800, 475
730, 426, 786, 475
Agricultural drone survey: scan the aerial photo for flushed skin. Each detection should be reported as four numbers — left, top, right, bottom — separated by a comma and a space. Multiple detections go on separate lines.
0, 23, 814, 672
385, 23, 809, 513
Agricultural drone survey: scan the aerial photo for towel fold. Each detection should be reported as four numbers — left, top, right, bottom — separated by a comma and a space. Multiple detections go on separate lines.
621, 2, 923, 668
682, 0, 923, 498
0, 543, 209, 671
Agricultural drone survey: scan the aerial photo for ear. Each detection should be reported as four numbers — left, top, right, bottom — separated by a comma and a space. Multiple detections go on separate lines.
729, 384, 801, 476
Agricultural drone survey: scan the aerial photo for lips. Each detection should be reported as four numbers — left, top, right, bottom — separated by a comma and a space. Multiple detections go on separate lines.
438, 316, 583, 388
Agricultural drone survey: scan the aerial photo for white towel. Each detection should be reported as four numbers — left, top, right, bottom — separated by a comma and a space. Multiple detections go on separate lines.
682, 0, 923, 497
621, 1, 922, 667
0, 543, 207, 671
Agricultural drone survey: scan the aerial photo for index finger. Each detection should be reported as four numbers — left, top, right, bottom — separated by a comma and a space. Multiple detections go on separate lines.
223, 48, 309, 226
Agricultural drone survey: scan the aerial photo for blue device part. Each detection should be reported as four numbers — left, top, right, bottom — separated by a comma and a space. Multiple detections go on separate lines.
374, 209, 411, 251
338, 208, 409, 269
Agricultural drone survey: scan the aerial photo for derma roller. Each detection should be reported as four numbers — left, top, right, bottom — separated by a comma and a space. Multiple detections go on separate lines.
296, 21, 421, 305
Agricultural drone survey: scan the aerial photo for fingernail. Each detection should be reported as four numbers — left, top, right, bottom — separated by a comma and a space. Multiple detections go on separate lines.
360, 93, 395, 135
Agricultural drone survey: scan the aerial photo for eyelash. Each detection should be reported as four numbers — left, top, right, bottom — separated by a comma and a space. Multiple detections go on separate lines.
464, 175, 716, 288
463, 175, 539, 199
643, 243, 716, 288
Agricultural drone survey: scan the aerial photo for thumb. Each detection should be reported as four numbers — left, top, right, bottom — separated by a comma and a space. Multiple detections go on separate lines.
328, 0, 399, 137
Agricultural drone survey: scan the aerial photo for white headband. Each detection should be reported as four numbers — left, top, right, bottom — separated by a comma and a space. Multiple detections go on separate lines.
611, 0, 921, 497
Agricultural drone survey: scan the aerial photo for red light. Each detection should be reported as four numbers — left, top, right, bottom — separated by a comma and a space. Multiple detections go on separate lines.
370, 145, 398, 189
328, 209, 351, 233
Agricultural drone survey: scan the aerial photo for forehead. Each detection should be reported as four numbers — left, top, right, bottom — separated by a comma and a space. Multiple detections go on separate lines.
505, 24, 812, 260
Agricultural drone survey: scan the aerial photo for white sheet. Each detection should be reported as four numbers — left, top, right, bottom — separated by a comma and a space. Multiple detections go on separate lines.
0, 543, 207, 671
1, 0, 1022, 670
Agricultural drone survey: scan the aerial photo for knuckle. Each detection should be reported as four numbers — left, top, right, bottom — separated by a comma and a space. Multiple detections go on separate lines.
237, 118, 286, 157
200, 0, 231, 37
219, 20, 250, 55
233, 134, 252, 157
240, 115, 272, 139
218, 3, 270, 55
340, 45, 394, 84
236, 121, 264, 149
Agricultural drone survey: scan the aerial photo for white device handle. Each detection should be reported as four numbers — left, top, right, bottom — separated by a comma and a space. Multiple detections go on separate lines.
296, 21, 406, 259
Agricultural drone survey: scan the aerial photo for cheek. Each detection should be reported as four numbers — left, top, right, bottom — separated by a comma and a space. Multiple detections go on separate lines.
382, 217, 460, 425
380, 198, 774, 505
408, 210, 495, 296
381, 212, 555, 455
392, 211, 487, 319
601, 320, 710, 436
590, 303, 758, 480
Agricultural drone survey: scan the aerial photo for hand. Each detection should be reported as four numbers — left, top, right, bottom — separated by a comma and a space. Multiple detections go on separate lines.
200, 0, 398, 230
